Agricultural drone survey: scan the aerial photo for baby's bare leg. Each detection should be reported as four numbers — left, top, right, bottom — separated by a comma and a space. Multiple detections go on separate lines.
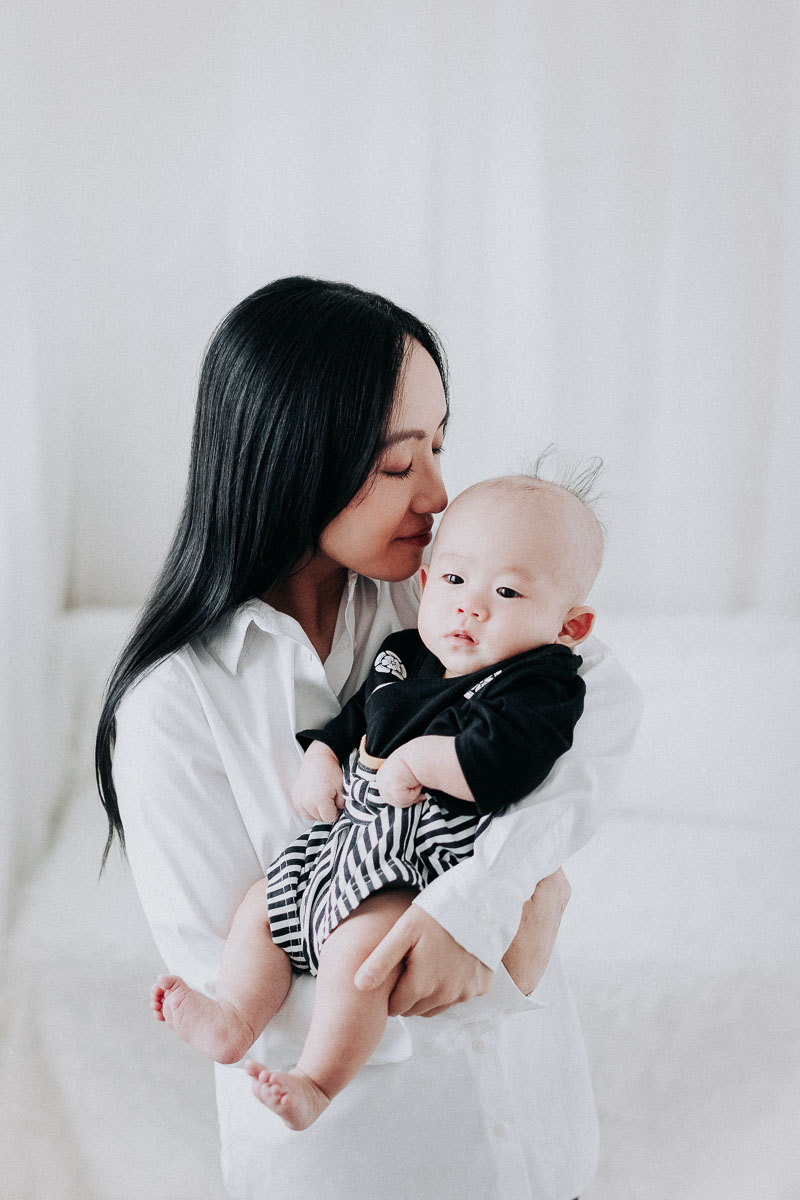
152, 880, 291, 1064
247, 887, 414, 1130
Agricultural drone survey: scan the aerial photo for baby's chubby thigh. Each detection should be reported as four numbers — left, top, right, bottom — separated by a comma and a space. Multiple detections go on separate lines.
316, 888, 416, 992
295, 888, 417, 1102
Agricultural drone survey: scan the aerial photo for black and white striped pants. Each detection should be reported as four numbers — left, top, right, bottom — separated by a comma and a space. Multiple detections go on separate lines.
266, 758, 490, 975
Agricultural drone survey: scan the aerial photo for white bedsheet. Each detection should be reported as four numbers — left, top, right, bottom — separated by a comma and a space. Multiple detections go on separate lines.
2, 609, 798, 1199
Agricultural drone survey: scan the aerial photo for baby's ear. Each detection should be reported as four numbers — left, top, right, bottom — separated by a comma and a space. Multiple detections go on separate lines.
555, 606, 595, 647
419, 563, 429, 591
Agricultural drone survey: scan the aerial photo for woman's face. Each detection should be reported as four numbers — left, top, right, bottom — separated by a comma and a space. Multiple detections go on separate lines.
318, 339, 449, 582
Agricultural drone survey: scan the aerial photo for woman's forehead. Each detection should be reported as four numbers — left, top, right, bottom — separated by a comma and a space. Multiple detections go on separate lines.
387, 342, 447, 436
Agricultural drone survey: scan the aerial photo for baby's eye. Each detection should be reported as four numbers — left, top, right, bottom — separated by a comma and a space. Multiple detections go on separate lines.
444, 574, 464, 585
496, 587, 520, 599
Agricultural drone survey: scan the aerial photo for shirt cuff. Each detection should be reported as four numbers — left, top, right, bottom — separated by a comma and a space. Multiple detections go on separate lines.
412, 868, 528, 970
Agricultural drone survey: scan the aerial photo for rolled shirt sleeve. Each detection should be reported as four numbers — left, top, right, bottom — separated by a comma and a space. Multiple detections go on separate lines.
413, 635, 644, 969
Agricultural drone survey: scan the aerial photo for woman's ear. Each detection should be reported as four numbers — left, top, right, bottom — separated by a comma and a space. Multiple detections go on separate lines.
419, 563, 429, 591
555, 606, 595, 647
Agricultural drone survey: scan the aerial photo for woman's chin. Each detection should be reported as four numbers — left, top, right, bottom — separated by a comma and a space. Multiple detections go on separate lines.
363, 552, 424, 583
374, 566, 422, 584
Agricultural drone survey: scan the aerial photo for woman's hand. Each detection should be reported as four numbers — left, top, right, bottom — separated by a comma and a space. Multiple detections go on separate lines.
291, 741, 344, 823
354, 905, 492, 1017
353, 867, 571, 1015
501, 868, 571, 995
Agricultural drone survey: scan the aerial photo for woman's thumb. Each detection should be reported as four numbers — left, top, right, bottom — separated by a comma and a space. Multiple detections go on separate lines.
353, 914, 413, 990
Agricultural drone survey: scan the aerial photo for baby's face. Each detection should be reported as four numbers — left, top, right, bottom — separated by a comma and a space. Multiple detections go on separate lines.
417, 485, 587, 676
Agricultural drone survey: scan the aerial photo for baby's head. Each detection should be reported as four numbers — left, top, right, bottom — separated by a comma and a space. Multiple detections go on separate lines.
417, 474, 603, 676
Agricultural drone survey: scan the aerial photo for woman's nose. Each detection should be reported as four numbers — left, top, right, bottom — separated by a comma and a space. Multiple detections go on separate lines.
413, 457, 448, 515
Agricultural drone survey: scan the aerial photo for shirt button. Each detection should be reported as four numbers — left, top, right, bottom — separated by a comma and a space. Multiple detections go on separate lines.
492, 1123, 508, 1140
471, 1038, 485, 1054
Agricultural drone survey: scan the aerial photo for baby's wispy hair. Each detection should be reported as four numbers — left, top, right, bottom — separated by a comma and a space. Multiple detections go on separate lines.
526, 445, 607, 544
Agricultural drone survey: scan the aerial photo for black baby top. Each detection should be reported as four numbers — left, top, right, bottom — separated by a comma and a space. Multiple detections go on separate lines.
297, 628, 585, 818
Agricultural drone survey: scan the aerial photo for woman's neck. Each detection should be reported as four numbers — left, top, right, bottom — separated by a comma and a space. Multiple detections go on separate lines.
263, 554, 348, 663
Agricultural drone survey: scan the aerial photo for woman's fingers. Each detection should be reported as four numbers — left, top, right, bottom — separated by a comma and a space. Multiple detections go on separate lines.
410, 1001, 452, 1018
395, 991, 451, 1018
353, 914, 415, 992
355, 905, 491, 1016
355, 875, 570, 1011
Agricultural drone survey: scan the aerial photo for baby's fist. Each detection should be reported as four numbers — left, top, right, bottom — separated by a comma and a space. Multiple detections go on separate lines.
376, 752, 423, 808
292, 741, 344, 823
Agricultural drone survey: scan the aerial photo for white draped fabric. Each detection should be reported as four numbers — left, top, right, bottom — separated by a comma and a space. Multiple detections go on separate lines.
0, 210, 45, 935
4, 0, 796, 616
4, 0, 800, 927
225, 0, 800, 614
1, 10, 59, 936
2, 5, 800, 1195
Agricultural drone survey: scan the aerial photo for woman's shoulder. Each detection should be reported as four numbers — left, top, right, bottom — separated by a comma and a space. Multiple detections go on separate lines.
115, 645, 205, 737
575, 633, 644, 730
116, 599, 273, 717
113, 648, 224, 804
579, 633, 637, 686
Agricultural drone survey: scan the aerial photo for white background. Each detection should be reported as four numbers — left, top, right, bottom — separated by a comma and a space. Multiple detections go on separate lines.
6, 0, 800, 616
2, 4, 799, 1197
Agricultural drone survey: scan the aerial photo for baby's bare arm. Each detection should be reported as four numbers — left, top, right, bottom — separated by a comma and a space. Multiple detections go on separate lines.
292, 741, 344, 822
376, 735, 473, 808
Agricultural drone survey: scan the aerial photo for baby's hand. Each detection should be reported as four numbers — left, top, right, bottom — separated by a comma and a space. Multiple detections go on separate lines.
376, 751, 424, 808
292, 741, 344, 823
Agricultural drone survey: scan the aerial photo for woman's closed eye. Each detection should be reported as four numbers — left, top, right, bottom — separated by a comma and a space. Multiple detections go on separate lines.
381, 438, 445, 480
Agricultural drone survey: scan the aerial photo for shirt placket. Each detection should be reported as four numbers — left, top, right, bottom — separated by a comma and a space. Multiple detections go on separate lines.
465, 1028, 533, 1200
323, 572, 358, 699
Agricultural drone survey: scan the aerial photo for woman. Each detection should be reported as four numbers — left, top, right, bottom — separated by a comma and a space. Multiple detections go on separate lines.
97, 277, 641, 1200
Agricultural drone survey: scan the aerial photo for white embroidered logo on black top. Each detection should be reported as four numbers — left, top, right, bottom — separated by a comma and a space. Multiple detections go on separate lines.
374, 650, 407, 680
464, 670, 501, 699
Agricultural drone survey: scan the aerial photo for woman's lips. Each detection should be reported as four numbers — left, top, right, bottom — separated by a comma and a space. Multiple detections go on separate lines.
396, 526, 432, 547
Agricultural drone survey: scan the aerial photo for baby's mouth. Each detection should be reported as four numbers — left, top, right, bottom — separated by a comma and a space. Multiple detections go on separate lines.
446, 630, 477, 645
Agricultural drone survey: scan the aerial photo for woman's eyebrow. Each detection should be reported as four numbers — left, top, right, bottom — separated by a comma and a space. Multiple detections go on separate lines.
383, 415, 448, 447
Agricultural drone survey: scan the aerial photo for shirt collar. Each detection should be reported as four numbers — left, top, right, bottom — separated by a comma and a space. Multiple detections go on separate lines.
208, 572, 378, 676
209, 600, 281, 675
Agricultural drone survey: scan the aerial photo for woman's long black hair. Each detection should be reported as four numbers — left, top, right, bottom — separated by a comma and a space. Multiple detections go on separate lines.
96, 276, 448, 866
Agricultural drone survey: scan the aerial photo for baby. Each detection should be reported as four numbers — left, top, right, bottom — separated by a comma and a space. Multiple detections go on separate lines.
152, 473, 603, 1131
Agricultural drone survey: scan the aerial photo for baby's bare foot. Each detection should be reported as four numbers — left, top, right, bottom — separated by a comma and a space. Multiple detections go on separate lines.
151, 974, 254, 1064
245, 1060, 331, 1131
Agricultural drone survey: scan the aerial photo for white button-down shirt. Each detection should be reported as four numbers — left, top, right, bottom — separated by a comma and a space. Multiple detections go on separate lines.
114, 572, 642, 1200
